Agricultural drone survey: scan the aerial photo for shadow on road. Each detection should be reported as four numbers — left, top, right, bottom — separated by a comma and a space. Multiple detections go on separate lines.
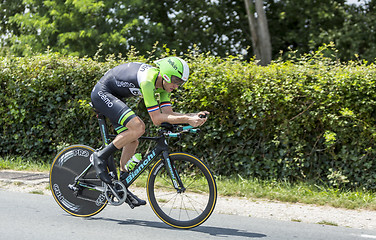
88, 217, 267, 238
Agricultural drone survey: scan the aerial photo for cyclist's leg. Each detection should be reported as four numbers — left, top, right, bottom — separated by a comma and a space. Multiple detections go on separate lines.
119, 140, 139, 172
112, 121, 146, 206
112, 123, 139, 171
91, 85, 146, 205
90, 85, 137, 183
112, 117, 145, 149
111, 116, 145, 171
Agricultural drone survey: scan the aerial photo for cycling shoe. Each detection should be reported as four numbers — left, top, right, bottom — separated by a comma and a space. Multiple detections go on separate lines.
91, 152, 112, 184
127, 189, 146, 207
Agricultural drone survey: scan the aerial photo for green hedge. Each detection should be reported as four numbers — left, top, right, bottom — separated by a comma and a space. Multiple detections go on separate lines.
1, 49, 376, 189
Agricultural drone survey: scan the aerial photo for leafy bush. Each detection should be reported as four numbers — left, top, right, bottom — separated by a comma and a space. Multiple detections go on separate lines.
1, 47, 375, 189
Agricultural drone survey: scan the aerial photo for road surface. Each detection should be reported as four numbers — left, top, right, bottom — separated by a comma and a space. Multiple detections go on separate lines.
1, 190, 376, 240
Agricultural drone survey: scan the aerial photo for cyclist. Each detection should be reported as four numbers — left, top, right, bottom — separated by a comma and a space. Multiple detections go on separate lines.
90, 56, 209, 206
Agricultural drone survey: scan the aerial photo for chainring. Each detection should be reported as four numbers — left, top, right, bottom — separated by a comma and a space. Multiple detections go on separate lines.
104, 180, 127, 206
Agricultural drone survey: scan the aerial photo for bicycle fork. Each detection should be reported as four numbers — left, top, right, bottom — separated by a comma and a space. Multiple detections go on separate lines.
162, 151, 186, 193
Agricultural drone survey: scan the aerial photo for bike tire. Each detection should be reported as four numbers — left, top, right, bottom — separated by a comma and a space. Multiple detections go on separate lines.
50, 145, 107, 217
147, 152, 217, 229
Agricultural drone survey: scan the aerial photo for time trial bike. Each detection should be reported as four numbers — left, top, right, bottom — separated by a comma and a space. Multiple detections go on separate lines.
49, 104, 217, 229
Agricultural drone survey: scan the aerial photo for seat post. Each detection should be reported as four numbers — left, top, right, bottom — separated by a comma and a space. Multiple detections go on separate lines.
90, 102, 110, 147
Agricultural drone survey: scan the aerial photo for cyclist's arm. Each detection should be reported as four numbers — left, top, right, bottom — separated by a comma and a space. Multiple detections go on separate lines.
158, 91, 208, 126
160, 105, 202, 117
149, 109, 207, 127
141, 80, 207, 127
149, 109, 188, 125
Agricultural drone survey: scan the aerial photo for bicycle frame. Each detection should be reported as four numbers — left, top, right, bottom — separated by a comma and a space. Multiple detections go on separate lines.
91, 110, 185, 191
51, 105, 214, 228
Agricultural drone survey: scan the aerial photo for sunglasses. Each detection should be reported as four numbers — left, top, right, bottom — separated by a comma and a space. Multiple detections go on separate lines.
171, 75, 186, 86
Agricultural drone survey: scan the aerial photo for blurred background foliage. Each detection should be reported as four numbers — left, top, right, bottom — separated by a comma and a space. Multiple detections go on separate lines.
0, 0, 375, 62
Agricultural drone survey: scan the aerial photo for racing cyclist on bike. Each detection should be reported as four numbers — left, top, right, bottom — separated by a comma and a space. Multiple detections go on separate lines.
90, 56, 209, 207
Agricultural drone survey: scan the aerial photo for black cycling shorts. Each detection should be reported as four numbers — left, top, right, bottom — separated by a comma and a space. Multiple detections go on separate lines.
91, 83, 136, 134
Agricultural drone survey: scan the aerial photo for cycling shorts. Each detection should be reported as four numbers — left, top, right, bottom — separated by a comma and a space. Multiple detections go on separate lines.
91, 82, 137, 134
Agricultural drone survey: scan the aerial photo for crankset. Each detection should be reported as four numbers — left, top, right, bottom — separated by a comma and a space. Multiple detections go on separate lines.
104, 180, 127, 206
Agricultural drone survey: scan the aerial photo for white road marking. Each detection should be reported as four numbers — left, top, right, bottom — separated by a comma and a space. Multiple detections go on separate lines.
361, 234, 376, 239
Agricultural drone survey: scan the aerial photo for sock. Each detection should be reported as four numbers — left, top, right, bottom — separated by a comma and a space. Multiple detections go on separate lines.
97, 142, 118, 160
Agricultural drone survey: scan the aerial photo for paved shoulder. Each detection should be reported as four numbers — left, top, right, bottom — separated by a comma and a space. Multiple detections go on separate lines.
0, 170, 49, 184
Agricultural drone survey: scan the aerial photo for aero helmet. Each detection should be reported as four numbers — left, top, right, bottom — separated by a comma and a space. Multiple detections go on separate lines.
154, 57, 189, 85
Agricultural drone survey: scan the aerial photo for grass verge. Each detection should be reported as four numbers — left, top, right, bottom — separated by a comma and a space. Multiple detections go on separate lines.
0, 157, 375, 211
0, 156, 51, 172
217, 175, 376, 211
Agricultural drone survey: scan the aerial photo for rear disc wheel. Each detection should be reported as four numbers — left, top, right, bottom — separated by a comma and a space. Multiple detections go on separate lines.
50, 145, 107, 217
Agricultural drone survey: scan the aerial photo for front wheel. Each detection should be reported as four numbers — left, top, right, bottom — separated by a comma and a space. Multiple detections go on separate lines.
147, 152, 217, 229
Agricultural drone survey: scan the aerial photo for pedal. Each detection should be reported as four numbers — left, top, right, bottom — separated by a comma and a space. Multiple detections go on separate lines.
125, 197, 135, 209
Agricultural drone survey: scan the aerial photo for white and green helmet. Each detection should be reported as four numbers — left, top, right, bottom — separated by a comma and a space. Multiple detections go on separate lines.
154, 57, 189, 85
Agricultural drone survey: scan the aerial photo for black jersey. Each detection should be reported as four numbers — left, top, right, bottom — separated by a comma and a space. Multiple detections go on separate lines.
98, 62, 171, 112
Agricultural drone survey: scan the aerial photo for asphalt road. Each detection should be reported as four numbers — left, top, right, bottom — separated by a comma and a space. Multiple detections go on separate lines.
1, 190, 376, 240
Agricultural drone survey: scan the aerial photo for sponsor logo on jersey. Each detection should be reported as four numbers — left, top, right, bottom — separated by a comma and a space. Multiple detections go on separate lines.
140, 64, 152, 72
98, 91, 113, 107
115, 80, 136, 88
